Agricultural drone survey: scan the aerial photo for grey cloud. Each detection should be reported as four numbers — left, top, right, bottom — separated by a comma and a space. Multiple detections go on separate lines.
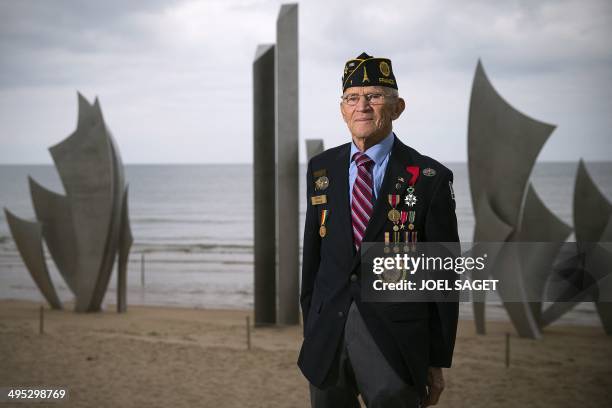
0, 0, 190, 87
0, 0, 177, 51
302, 0, 612, 77
0, 0, 610, 163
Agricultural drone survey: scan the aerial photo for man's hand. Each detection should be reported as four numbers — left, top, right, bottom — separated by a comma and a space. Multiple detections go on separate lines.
422, 367, 445, 407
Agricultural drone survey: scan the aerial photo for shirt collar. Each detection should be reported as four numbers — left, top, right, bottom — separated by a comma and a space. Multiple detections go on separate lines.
350, 130, 395, 164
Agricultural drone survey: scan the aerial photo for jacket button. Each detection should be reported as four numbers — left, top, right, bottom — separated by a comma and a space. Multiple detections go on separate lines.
350, 274, 357, 282
338, 311, 344, 318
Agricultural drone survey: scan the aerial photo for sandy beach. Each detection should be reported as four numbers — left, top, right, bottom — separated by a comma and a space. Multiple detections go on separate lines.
1, 299, 611, 408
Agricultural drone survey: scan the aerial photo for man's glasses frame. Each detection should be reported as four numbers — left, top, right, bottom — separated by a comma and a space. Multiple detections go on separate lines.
340, 93, 397, 106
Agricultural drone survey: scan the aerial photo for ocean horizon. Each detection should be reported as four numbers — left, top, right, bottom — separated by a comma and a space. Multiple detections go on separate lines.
1, 162, 611, 326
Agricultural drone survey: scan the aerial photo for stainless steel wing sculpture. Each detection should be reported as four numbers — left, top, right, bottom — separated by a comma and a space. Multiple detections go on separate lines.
469, 61, 611, 337
468, 61, 572, 338
542, 161, 612, 333
3, 93, 133, 312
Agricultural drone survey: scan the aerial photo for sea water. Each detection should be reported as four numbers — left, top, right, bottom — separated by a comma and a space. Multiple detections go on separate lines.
1, 162, 610, 326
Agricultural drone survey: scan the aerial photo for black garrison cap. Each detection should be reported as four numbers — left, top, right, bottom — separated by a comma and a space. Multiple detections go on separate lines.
342, 52, 397, 91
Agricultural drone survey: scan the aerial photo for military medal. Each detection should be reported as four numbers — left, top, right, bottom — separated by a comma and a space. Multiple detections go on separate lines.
399, 210, 408, 229
403, 166, 420, 250
388, 209, 400, 243
319, 209, 329, 237
404, 186, 417, 207
404, 166, 419, 208
387, 194, 401, 243
408, 210, 415, 230
387, 194, 401, 224
395, 176, 405, 190
404, 231, 418, 251
387, 208, 400, 223
384, 232, 390, 253
315, 176, 329, 191
406, 166, 419, 185
388, 210, 400, 223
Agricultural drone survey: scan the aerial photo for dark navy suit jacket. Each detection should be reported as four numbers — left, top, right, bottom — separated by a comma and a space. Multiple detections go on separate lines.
297, 135, 460, 397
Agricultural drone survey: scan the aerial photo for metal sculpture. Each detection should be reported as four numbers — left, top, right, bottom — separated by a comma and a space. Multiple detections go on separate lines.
468, 61, 572, 338
469, 61, 612, 337
541, 161, 612, 332
516, 185, 572, 329
4, 93, 133, 313
4, 211, 63, 310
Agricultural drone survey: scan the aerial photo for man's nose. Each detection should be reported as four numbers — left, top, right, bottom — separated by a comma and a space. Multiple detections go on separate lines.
355, 95, 372, 111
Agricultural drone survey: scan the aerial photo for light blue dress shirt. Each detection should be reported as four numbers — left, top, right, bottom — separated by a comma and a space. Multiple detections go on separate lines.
349, 131, 394, 203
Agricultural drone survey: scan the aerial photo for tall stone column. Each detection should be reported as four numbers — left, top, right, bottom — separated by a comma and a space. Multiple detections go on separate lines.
276, 3, 299, 325
253, 44, 277, 326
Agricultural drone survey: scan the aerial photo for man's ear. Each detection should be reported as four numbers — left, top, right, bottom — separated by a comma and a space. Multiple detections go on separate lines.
391, 97, 406, 120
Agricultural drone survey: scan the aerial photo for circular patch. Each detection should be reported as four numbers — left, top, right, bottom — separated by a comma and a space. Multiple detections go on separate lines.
422, 167, 437, 177
315, 176, 329, 191
379, 61, 390, 77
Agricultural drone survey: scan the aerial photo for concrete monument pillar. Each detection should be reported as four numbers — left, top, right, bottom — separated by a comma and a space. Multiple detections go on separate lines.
253, 44, 277, 326
276, 3, 299, 325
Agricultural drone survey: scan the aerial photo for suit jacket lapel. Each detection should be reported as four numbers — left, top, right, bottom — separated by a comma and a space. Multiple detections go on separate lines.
328, 143, 354, 261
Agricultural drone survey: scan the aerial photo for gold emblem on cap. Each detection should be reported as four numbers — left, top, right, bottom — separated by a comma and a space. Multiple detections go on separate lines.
380, 61, 390, 77
363, 66, 370, 83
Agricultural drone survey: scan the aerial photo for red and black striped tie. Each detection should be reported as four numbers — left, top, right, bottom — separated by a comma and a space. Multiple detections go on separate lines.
351, 152, 374, 250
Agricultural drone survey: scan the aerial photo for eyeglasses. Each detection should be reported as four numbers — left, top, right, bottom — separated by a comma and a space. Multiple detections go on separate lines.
341, 93, 396, 106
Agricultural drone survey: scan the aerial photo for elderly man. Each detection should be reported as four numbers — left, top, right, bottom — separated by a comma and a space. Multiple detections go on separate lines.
298, 52, 459, 408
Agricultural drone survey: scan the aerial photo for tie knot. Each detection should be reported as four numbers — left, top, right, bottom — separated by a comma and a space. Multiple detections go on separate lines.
353, 152, 373, 168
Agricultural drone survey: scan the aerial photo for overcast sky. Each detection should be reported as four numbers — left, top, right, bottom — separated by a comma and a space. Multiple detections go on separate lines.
0, 0, 610, 164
